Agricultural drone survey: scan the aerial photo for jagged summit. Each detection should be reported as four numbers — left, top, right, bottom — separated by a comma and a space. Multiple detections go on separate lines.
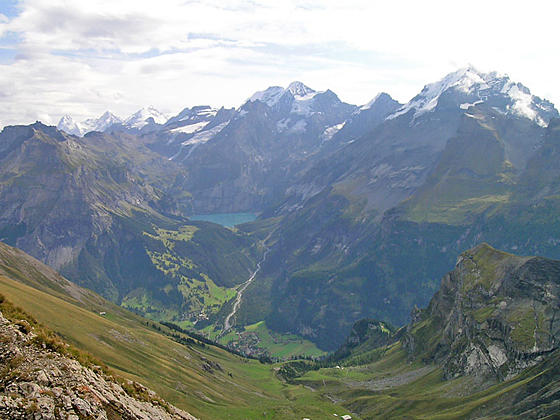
57, 107, 169, 135
388, 67, 558, 126
124, 106, 167, 129
92, 111, 122, 129
360, 92, 396, 111
248, 81, 319, 107
287, 81, 316, 98
57, 111, 122, 136
57, 114, 81, 136
124, 106, 168, 129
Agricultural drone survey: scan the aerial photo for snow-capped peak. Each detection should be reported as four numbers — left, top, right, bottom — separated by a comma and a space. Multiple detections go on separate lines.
57, 114, 81, 136
124, 106, 168, 129
58, 111, 122, 136
388, 67, 487, 120
359, 92, 394, 111
95, 111, 122, 128
287, 81, 316, 99
58, 114, 74, 124
248, 86, 286, 107
248, 81, 320, 108
387, 67, 557, 126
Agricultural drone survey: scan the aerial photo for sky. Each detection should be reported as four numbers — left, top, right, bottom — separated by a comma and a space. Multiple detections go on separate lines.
0, 0, 558, 127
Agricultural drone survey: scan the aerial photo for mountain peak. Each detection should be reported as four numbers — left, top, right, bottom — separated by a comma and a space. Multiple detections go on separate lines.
287, 81, 315, 98
360, 92, 396, 110
57, 114, 81, 136
124, 106, 167, 129
387, 67, 557, 126
248, 86, 286, 107
248, 81, 319, 108
59, 114, 74, 123
99, 110, 119, 119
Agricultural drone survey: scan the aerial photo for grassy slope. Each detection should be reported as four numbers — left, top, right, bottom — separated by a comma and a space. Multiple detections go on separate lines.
0, 242, 343, 419
295, 341, 559, 419
404, 113, 515, 225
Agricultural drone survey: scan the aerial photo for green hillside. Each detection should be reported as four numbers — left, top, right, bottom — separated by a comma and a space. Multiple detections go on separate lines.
0, 241, 345, 419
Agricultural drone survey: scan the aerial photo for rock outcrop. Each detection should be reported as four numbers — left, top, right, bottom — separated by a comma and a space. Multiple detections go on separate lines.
0, 310, 197, 420
405, 243, 560, 380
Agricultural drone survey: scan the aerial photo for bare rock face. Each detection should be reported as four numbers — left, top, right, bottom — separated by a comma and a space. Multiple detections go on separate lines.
0, 311, 197, 420
405, 243, 560, 380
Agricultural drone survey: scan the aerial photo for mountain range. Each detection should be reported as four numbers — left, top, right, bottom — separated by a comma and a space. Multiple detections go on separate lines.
3, 66, 560, 354
57, 106, 169, 137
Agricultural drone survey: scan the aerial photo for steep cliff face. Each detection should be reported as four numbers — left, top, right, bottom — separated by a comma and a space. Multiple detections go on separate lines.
0, 123, 184, 270
0, 308, 196, 420
405, 243, 560, 380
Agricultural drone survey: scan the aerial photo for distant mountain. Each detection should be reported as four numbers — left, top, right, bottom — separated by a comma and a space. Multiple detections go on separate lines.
388, 67, 556, 126
123, 106, 168, 129
57, 107, 168, 136
327, 92, 401, 147
56, 114, 82, 136
57, 111, 123, 136
171, 81, 360, 213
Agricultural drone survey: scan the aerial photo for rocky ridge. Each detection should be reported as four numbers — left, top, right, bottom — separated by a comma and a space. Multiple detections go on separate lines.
404, 243, 560, 380
0, 309, 197, 420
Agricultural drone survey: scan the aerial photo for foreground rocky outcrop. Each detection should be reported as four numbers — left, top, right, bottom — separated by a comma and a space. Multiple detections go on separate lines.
0, 310, 197, 420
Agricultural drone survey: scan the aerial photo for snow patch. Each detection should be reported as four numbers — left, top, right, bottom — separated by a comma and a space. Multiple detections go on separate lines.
504, 83, 543, 126
322, 122, 345, 140
180, 121, 229, 147
248, 86, 285, 107
170, 121, 229, 161
179, 108, 216, 121
170, 121, 209, 134
459, 100, 484, 110
291, 98, 315, 116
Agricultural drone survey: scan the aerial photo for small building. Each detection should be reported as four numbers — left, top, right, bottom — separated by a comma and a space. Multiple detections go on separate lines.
99, 311, 106, 316
341, 416, 352, 420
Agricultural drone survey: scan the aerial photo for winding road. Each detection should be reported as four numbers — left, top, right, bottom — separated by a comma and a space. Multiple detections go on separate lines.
220, 247, 270, 336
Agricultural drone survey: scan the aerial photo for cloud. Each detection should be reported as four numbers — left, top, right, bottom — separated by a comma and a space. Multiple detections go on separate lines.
0, 0, 558, 127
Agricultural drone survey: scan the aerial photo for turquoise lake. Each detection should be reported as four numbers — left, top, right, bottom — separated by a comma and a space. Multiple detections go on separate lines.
189, 212, 258, 228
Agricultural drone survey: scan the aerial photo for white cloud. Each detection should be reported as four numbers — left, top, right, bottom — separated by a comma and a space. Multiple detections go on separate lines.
0, 0, 558, 126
